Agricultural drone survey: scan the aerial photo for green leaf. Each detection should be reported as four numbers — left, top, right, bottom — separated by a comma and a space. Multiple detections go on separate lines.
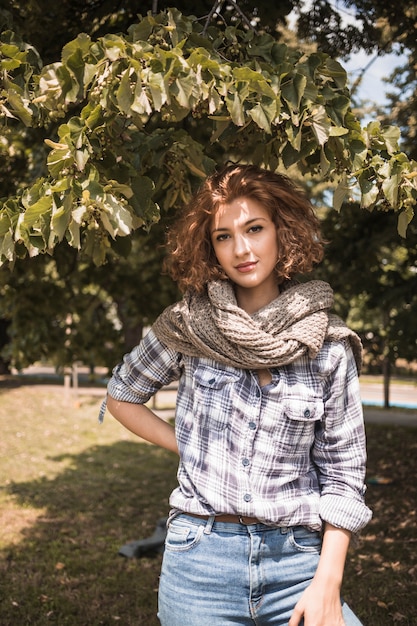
358, 173, 379, 208
1, 58, 21, 70
333, 176, 350, 212
320, 57, 347, 89
281, 73, 307, 113
75, 148, 90, 171
380, 126, 401, 155
129, 176, 156, 220
329, 127, 349, 137
382, 173, 399, 208
5, 89, 32, 126
349, 138, 368, 171
320, 147, 331, 176
310, 106, 330, 146
173, 74, 195, 108
397, 208, 413, 238
147, 71, 168, 111
225, 92, 244, 126
47, 146, 74, 177
0, 212, 12, 237
117, 69, 134, 113
82, 104, 103, 130
102, 34, 127, 62
51, 194, 72, 242
100, 195, 133, 238
19, 194, 52, 228
62, 33, 92, 62
0, 231, 15, 262
232, 67, 276, 98
248, 102, 272, 133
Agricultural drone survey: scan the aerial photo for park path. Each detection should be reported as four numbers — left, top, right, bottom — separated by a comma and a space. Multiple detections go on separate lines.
4, 366, 417, 427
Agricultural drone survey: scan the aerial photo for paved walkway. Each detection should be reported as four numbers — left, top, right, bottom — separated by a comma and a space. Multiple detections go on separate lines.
3, 369, 417, 427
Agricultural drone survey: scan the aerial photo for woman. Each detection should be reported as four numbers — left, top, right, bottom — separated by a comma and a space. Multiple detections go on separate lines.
105, 164, 372, 625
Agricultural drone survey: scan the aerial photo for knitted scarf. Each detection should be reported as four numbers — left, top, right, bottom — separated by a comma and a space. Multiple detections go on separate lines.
152, 279, 362, 372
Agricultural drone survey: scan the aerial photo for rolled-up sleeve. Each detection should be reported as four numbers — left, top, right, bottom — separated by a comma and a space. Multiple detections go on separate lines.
314, 342, 372, 533
103, 329, 182, 410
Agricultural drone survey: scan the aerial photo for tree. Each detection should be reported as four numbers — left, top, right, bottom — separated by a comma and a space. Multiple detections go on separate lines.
1, 6, 416, 270
1, 1, 417, 374
314, 205, 417, 407
294, 2, 417, 158
0, 220, 179, 372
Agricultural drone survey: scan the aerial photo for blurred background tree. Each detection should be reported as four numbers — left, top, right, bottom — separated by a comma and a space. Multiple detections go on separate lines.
0, 1, 416, 402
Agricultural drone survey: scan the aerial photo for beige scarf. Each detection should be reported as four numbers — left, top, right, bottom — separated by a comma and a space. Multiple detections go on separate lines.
152, 279, 362, 372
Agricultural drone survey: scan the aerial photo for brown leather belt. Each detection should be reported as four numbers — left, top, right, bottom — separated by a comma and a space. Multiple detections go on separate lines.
184, 512, 262, 525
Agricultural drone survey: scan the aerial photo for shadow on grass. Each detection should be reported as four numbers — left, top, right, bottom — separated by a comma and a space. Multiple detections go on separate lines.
343, 423, 417, 626
1, 424, 417, 625
0, 440, 178, 626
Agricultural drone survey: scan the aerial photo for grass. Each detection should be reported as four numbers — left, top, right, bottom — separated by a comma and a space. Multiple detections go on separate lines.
0, 380, 416, 625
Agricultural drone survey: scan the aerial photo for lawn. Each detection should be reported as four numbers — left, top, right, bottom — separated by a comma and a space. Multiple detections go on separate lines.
1, 381, 416, 625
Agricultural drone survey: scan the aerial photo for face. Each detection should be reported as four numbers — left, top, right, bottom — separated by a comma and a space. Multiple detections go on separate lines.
210, 197, 280, 311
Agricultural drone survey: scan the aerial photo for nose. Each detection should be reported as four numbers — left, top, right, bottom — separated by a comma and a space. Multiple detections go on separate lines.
234, 234, 250, 257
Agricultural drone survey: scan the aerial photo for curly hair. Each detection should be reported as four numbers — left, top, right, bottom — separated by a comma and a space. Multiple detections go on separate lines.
164, 164, 324, 293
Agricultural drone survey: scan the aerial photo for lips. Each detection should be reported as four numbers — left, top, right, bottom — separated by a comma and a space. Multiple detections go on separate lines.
235, 261, 257, 273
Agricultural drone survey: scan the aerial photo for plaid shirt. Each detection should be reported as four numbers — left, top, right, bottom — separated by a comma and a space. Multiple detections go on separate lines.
106, 328, 372, 533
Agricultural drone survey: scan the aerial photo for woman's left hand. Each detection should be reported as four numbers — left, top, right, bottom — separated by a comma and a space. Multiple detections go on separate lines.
288, 581, 345, 626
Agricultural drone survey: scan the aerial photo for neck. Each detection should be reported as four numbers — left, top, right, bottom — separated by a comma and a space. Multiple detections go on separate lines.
235, 283, 280, 314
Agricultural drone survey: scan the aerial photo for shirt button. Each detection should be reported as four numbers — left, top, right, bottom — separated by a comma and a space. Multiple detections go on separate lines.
208, 378, 216, 385
243, 493, 252, 502
242, 458, 250, 467
304, 408, 311, 418
248, 421, 256, 430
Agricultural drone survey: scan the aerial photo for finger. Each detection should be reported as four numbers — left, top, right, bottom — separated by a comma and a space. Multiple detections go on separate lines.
288, 606, 303, 626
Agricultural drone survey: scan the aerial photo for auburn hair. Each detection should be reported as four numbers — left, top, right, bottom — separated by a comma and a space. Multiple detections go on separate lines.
164, 164, 324, 293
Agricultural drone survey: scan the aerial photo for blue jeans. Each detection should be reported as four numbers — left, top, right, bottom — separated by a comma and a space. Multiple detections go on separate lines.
158, 514, 363, 626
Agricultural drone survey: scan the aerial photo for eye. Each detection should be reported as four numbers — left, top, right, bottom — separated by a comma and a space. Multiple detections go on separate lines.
215, 233, 230, 242
248, 224, 263, 233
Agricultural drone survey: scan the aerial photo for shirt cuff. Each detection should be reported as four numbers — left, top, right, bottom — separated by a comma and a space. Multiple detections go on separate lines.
319, 493, 372, 534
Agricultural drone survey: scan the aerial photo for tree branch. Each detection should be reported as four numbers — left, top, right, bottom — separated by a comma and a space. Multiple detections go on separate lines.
227, 0, 258, 33
202, 0, 258, 37
202, 0, 226, 36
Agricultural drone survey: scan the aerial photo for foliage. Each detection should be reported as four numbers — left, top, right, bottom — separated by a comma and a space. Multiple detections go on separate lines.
0, 221, 179, 371
295, 0, 417, 58
313, 204, 417, 377
1, 8, 416, 269
1, 0, 294, 65
2, 1, 417, 373
294, 2, 417, 162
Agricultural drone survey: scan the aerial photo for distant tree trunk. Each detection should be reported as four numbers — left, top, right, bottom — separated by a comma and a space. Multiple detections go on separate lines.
382, 354, 391, 409
382, 310, 391, 409
123, 322, 144, 352
113, 297, 144, 352
0, 319, 11, 374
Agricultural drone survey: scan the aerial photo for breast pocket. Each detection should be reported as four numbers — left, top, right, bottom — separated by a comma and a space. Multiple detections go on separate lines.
274, 397, 324, 456
192, 365, 240, 431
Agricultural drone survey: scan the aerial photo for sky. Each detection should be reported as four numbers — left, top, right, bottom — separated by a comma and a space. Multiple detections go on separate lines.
344, 48, 407, 108
290, 0, 407, 109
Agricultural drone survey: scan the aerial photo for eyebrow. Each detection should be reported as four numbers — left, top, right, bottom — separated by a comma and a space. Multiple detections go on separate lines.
211, 216, 268, 234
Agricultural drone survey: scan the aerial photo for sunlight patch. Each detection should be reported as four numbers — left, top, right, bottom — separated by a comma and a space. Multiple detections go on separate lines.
0, 505, 46, 547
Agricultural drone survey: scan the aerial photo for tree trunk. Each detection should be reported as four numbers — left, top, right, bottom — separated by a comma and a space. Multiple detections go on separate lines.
113, 297, 144, 352
382, 309, 391, 409
123, 322, 144, 352
0, 319, 11, 374
382, 353, 391, 409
